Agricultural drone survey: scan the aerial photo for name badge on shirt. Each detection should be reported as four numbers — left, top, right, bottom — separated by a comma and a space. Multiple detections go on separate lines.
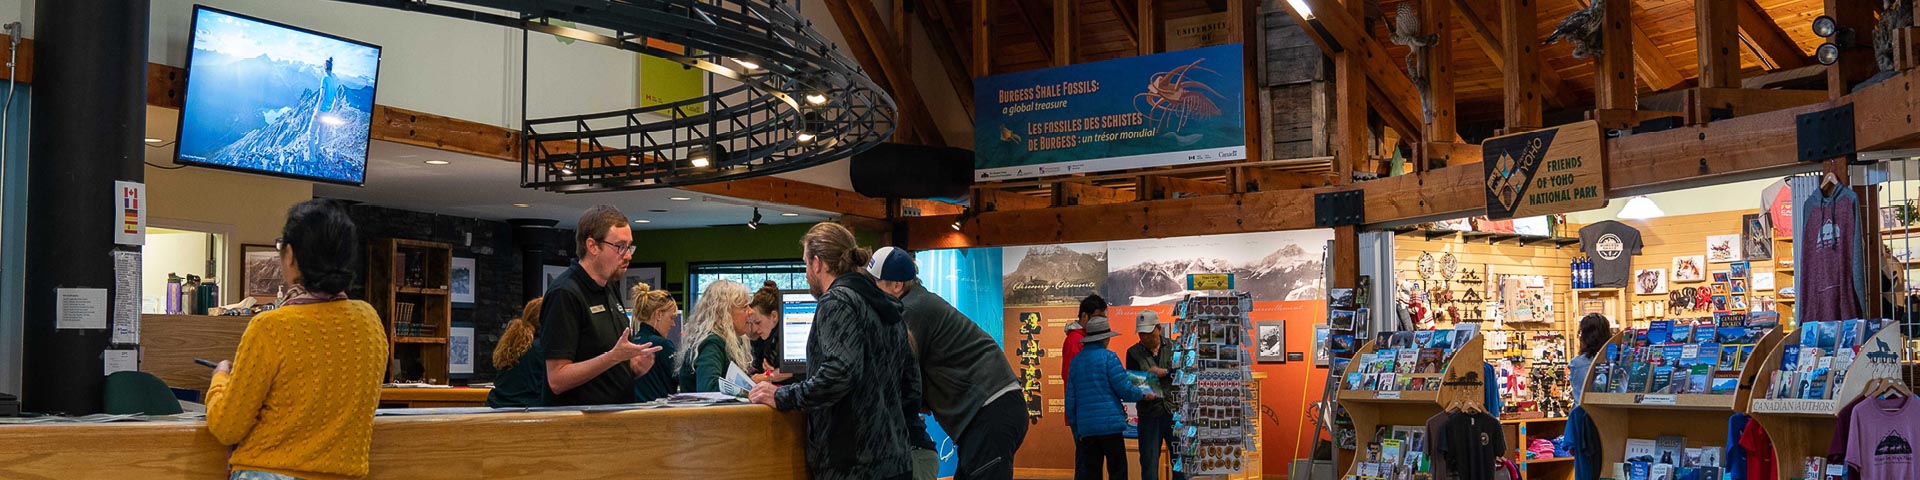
590, 305, 608, 314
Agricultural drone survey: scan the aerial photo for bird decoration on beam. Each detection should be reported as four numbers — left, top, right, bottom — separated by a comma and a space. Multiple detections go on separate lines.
1876, 0, 1914, 73
1544, 0, 1605, 59
1388, 1, 1438, 125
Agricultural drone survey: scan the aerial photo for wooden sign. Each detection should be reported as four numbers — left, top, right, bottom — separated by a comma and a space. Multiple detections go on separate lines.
1483, 120, 1607, 219
1165, 13, 1230, 51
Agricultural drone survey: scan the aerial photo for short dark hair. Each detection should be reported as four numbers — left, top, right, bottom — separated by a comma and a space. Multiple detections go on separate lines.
1578, 313, 1612, 357
575, 205, 630, 256
281, 199, 358, 294
1079, 294, 1108, 317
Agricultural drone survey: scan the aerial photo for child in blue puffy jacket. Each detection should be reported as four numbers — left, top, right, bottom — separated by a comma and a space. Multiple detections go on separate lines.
1066, 316, 1154, 480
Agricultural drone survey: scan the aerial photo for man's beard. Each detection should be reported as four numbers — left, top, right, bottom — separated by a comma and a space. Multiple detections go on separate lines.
807, 273, 825, 298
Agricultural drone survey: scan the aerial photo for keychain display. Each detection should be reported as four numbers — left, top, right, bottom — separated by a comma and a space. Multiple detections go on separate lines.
1172, 293, 1257, 477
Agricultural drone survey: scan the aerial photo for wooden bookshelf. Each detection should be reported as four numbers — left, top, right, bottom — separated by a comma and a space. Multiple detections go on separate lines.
368, 238, 454, 385
1335, 335, 1488, 479
1744, 323, 1903, 480
1576, 328, 1784, 477
1502, 417, 1574, 480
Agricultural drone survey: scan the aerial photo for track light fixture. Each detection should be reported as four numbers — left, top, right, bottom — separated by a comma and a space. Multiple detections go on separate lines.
1811, 16, 1852, 67
688, 144, 728, 168
748, 207, 763, 230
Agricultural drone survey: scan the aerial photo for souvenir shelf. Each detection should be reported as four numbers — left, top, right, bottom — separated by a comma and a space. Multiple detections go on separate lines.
367, 238, 453, 384
1576, 327, 1784, 476
1744, 322, 1903, 480
1502, 417, 1574, 480
1572, 287, 1629, 329
1333, 334, 1487, 479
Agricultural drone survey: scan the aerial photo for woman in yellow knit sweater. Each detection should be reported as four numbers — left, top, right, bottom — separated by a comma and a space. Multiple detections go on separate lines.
208, 200, 389, 480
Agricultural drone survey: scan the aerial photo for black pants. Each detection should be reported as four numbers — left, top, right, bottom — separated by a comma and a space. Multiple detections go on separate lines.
957, 393, 1030, 480
1138, 412, 1184, 480
1074, 434, 1127, 480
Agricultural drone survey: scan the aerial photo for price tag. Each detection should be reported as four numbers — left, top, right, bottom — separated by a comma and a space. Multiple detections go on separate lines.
1637, 394, 1677, 405
1377, 390, 1401, 400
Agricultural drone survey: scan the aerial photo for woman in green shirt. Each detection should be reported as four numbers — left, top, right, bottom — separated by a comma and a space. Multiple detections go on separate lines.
486, 299, 546, 408
676, 280, 755, 393
630, 283, 681, 402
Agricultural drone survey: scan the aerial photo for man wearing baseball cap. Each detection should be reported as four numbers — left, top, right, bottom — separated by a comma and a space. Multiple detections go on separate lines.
870, 246, 1028, 480
1126, 310, 1181, 480
1065, 314, 1152, 479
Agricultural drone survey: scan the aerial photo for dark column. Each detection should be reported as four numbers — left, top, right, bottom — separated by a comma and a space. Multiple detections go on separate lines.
22, 0, 149, 415
510, 219, 563, 302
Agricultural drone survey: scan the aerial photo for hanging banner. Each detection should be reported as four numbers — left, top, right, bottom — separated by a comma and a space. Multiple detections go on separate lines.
1482, 120, 1606, 219
973, 44, 1246, 181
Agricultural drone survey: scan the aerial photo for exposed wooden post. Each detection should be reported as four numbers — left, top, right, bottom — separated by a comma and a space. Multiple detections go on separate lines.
1696, 0, 1740, 88
1052, 181, 1130, 206
1595, 0, 1636, 111
1735, 0, 1810, 70
1423, 0, 1456, 167
1453, 0, 1575, 108
1229, 0, 1258, 162
1572, 0, 1685, 91
1136, 0, 1160, 55
1053, 0, 1077, 66
1334, 0, 1365, 185
1825, 0, 1877, 97
1500, 0, 1542, 130
974, 0, 993, 77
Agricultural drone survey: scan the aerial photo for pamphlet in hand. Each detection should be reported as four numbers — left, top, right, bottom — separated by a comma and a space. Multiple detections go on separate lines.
716, 363, 758, 398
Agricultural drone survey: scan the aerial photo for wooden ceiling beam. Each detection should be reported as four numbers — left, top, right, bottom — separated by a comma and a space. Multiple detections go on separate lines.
1500, 0, 1543, 130
974, 0, 994, 77
1696, 0, 1741, 88
1423, 0, 1457, 146
1137, 0, 1161, 55
1106, 0, 1139, 51
1052, 0, 1078, 66
1824, 0, 1878, 97
1734, 0, 1810, 71
1280, 0, 1459, 143
1452, 0, 1574, 108
1012, 0, 1057, 65
1592, 0, 1638, 111
973, 187, 1053, 211
679, 176, 893, 219
822, 0, 947, 146
1367, 79, 1424, 146
1052, 181, 1131, 206
1239, 169, 1335, 192
917, 0, 976, 119
1571, 0, 1686, 92
1140, 175, 1232, 200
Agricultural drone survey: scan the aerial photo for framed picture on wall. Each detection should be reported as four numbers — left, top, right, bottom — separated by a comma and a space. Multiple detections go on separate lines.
1672, 256, 1706, 283
449, 321, 474, 379
622, 263, 667, 300
1256, 321, 1286, 363
1313, 325, 1332, 367
241, 244, 286, 303
449, 257, 476, 306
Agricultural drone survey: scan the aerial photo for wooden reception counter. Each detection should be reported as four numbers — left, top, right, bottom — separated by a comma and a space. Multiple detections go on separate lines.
0, 404, 807, 479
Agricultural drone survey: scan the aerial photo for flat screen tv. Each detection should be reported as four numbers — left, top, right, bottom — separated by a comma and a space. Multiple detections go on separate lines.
173, 6, 382, 186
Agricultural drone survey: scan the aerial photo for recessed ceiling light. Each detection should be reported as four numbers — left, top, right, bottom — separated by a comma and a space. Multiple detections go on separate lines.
633, 219, 651, 224
512, 203, 531, 208
143, 138, 163, 144
424, 160, 450, 165
649, 209, 669, 213
781, 213, 799, 217
669, 196, 691, 201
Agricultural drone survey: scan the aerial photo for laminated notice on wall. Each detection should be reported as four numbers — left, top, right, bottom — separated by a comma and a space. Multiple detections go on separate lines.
57, 288, 107, 330
112, 250, 141, 344
104, 349, 137, 375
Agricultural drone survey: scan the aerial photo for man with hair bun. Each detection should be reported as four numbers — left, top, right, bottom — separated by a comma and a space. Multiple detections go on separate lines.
749, 222, 921, 480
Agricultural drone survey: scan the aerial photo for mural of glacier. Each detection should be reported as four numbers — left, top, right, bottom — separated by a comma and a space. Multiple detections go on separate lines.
175, 7, 380, 185
1105, 230, 1333, 305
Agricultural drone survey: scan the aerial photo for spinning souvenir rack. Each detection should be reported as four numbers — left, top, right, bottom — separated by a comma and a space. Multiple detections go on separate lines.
1745, 320, 1905, 480
1332, 333, 1487, 480
1171, 293, 1260, 478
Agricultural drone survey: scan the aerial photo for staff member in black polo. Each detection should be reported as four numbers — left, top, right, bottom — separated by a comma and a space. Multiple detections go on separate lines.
541, 205, 663, 406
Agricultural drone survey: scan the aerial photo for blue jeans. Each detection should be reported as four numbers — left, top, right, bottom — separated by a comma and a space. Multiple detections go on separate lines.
1138, 413, 1184, 480
230, 471, 302, 480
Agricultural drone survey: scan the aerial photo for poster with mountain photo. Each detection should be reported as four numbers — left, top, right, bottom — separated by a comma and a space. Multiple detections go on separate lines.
1105, 230, 1332, 306
1002, 243, 1108, 306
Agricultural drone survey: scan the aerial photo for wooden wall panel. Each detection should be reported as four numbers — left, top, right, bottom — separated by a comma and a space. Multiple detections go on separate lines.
139, 314, 249, 390
1612, 209, 1786, 319
1395, 236, 1576, 330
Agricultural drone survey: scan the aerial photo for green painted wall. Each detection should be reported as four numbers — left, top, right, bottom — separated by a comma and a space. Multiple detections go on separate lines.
628, 222, 878, 297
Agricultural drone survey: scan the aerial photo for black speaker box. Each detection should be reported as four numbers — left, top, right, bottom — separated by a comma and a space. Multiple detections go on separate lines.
850, 143, 974, 199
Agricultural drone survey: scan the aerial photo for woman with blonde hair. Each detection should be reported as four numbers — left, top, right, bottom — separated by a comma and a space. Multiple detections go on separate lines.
677, 279, 756, 393
630, 283, 680, 402
486, 298, 547, 408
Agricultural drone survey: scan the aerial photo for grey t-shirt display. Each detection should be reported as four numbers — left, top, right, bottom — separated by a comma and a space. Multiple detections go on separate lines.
1579, 220, 1643, 288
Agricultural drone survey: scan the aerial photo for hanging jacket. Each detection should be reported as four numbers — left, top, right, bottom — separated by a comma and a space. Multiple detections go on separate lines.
1567, 406, 1601, 480
773, 274, 921, 480
1064, 343, 1145, 438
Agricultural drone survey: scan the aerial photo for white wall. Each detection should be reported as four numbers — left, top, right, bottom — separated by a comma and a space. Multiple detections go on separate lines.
142, 229, 213, 313
147, 0, 637, 127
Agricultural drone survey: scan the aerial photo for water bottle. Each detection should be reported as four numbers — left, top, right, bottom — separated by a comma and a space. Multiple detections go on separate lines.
165, 273, 183, 315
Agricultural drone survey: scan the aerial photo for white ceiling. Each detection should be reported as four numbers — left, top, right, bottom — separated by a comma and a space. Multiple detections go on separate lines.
145, 106, 847, 229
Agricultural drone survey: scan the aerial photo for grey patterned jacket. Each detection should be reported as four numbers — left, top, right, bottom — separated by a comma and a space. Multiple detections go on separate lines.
774, 273, 921, 480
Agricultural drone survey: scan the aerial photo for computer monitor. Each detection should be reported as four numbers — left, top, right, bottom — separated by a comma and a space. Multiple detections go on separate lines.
780, 300, 817, 374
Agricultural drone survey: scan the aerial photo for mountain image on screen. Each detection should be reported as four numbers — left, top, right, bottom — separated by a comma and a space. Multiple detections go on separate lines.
1106, 244, 1323, 305
176, 8, 379, 185
1002, 246, 1108, 305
